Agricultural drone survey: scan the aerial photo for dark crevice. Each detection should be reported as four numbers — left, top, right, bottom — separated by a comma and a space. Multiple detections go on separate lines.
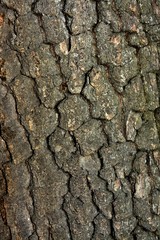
97, 148, 117, 239
61, 197, 73, 240
80, 67, 93, 94
68, 131, 81, 154
90, 216, 97, 240
80, 92, 94, 119
0, 167, 12, 239
0, 135, 13, 163
85, 173, 99, 240
53, 95, 67, 127
25, 156, 40, 240
31, 0, 40, 12
62, 0, 72, 52
110, 218, 116, 239
46, 135, 73, 239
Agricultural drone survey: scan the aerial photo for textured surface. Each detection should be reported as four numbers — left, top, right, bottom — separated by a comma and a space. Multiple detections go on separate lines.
0, 0, 160, 239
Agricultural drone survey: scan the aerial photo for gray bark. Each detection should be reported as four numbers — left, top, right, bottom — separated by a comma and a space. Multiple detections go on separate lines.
0, 0, 160, 239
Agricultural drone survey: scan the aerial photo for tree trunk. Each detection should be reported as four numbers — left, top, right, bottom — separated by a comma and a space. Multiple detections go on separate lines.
0, 0, 160, 239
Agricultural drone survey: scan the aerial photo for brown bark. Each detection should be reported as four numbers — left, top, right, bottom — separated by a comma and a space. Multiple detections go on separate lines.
0, 0, 160, 239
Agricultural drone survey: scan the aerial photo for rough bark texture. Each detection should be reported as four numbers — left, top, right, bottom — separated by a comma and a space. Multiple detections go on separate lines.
0, 0, 160, 239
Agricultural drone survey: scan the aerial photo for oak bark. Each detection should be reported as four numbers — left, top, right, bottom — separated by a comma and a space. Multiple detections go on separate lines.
0, 0, 160, 240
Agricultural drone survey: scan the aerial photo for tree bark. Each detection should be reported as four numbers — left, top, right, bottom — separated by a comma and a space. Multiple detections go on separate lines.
0, 0, 160, 239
